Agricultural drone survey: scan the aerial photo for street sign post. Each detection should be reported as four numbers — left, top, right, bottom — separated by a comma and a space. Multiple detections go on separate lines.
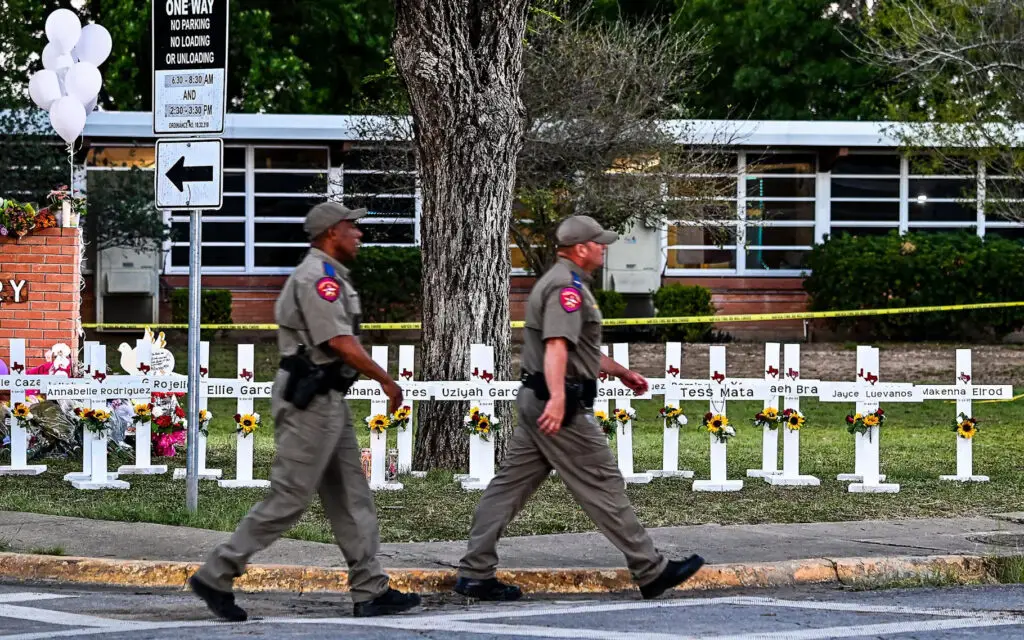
153, 0, 229, 514
155, 139, 223, 209
152, 0, 229, 135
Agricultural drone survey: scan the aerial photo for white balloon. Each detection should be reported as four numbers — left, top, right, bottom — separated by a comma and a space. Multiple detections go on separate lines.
85, 96, 98, 113
42, 42, 63, 70
49, 96, 87, 144
45, 9, 82, 54
54, 54, 75, 71
74, 24, 112, 67
28, 69, 62, 110
65, 62, 102, 104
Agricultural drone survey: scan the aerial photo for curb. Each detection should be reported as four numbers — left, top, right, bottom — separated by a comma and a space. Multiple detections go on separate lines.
0, 553, 1001, 595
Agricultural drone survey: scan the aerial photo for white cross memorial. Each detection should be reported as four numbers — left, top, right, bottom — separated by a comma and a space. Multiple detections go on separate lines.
920, 349, 1009, 482
747, 342, 782, 479
820, 346, 914, 493
460, 343, 509, 490
649, 342, 693, 479
51, 345, 148, 490
173, 342, 221, 480
367, 346, 402, 491
217, 345, 271, 489
396, 344, 427, 478
692, 345, 744, 492
601, 343, 653, 484
117, 339, 167, 475
0, 339, 52, 475
765, 344, 821, 486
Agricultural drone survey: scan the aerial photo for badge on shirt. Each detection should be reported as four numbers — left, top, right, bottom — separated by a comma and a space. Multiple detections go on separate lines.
559, 287, 582, 313
571, 272, 583, 290
316, 277, 340, 302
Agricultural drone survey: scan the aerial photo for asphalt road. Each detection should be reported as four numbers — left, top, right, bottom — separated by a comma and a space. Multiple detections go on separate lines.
1, 580, 1023, 639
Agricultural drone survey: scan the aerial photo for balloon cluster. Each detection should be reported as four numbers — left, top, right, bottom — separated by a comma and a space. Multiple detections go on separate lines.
27, 9, 111, 144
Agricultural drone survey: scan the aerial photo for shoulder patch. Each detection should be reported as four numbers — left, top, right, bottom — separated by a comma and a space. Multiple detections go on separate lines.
315, 276, 340, 302
559, 287, 582, 313
322, 261, 336, 277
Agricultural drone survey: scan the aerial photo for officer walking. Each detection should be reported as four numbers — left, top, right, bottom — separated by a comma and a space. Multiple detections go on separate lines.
189, 201, 421, 620
454, 215, 705, 601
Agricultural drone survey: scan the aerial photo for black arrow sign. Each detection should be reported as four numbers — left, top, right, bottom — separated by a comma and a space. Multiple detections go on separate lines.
165, 155, 214, 192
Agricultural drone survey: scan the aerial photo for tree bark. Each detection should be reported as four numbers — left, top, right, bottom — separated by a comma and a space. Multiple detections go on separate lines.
394, 0, 530, 470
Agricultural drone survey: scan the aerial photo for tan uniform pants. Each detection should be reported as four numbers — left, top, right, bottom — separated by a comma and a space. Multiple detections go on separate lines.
458, 388, 668, 585
196, 370, 390, 603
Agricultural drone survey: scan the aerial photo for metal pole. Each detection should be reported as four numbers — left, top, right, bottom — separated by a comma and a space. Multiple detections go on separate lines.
186, 208, 202, 512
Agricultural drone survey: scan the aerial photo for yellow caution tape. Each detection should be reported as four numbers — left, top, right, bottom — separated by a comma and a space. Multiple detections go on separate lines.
79, 300, 1024, 332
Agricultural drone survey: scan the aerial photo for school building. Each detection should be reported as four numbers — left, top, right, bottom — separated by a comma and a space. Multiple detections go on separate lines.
73, 112, 1020, 337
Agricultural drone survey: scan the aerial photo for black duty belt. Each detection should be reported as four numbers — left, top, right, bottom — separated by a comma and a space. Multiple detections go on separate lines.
520, 371, 597, 406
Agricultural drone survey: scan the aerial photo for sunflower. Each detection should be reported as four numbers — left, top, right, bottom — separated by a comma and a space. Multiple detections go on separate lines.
91, 409, 111, 422
477, 416, 491, 433
199, 409, 211, 423
707, 414, 729, 433
863, 414, 880, 427
762, 407, 779, 421
393, 406, 411, 422
133, 403, 152, 418
367, 414, 391, 433
594, 410, 608, 422
12, 403, 31, 419
235, 413, 260, 435
957, 419, 977, 439
614, 409, 634, 424
787, 413, 805, 430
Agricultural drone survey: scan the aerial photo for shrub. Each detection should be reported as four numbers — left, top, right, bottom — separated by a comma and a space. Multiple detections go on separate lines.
593, 288, 626, 318
802, 230, 1024, 341
349, 246, 422, 323
170, 288, 233, 325
652, 283, 716, 342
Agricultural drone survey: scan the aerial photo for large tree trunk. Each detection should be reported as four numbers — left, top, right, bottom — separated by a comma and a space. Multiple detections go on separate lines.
394, 0, 530, 470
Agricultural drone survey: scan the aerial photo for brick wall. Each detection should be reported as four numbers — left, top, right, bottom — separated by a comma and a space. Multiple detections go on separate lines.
0, 227, 82, 364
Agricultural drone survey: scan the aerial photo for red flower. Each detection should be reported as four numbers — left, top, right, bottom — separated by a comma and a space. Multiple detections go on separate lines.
175, 406, 185, 418
755, 413, 765, 420
233, 413, 241, 423
846, 415, 855, 424
877, 409, 885, 416
704, 412, 713, 421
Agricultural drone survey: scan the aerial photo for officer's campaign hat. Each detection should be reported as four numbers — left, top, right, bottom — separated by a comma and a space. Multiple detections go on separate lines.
555, 215, 618, 246
304, 201, 367, 239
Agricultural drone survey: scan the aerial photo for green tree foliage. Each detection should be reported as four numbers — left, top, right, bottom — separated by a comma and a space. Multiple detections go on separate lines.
670, 0, 890, 120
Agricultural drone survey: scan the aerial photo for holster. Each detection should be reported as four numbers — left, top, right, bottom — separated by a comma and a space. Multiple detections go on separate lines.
280, 345, 358, 410
521, 371, 597, 426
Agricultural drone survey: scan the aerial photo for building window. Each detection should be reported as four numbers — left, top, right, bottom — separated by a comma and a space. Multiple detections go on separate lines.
828, 152, 901, 240
664, 154, 739, 273
744, 151, 816, 272
906, 153, 978, 233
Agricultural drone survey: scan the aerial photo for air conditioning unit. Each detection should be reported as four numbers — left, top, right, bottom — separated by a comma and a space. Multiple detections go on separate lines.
602, 221, 662, 294
95, 246, 160, 331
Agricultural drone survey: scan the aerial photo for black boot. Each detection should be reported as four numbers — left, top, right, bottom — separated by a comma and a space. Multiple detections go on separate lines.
639, 555, 706, 600
188, 574, 248, 622
454, 576, 523, 601
353, 588, 422, 617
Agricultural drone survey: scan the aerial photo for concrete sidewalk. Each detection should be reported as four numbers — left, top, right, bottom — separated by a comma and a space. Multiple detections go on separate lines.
1, 510, 1023, 595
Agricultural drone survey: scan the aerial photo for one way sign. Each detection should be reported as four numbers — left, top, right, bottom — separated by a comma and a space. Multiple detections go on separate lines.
155, 138, 223, 210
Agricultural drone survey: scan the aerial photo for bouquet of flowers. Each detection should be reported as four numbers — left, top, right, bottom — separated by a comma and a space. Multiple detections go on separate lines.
781, 408, 805, 431
198, 409, 213, 437
234, 412, 261, 437
390, 406, 412, 431
953, 412, 978, 440
365, 413, 392, 434
464, 406, 499, 442
659, 404, 688, 428
702, 412, 735, 444
73, 406, 113, 436
846, 408, 885, 440
613, 407, 636, 426
10, 402, 41, 430
752, 406, 780, 430
593, 410, 616, 439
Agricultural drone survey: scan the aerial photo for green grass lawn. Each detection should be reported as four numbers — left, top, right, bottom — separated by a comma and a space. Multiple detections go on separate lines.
2, 368, 1023, 544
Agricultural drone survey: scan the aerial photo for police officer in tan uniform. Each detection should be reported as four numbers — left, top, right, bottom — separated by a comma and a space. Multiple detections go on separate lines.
190, 201, 421, 620
454, 215, 705, 601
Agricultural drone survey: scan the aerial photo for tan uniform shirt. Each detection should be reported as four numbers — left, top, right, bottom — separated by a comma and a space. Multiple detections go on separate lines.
521, 257, 603, 380
274, 247, 361, 376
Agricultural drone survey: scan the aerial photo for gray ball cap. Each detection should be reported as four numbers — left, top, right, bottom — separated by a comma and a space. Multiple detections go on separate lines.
555, 215, 618, 246
304, 201, 367, 239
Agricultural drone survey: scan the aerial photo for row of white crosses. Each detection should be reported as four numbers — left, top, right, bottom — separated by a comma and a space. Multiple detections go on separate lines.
1, 338, 1012, 492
